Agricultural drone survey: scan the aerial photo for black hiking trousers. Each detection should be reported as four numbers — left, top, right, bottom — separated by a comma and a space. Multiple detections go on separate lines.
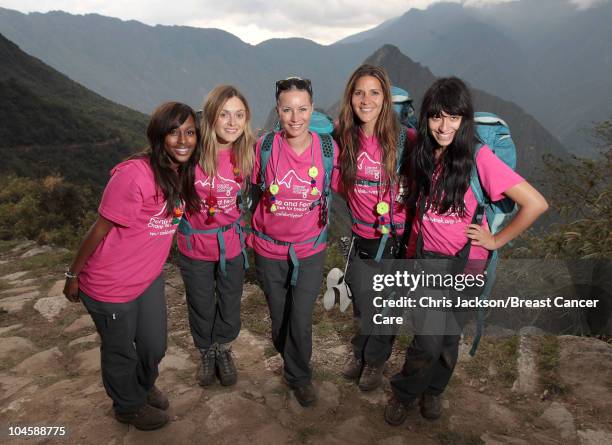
80, 274, 166, 414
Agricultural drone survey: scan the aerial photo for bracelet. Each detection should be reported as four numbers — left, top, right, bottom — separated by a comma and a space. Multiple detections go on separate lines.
65, 271, 78, 279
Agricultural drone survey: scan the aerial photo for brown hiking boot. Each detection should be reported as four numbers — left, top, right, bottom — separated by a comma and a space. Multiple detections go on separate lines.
216, 344, 238, 386
420, 393, 442, 419
146, 385, 169, 411
358, 363, 384, 391
115, 404, 169, 430
384, 395, 417, 426
292, 382, 316, 407
196, 347, 216, 386
341, 355, 363, 380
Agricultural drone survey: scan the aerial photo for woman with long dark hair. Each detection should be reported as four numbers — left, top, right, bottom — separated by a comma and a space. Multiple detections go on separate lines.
177, 85, 254, 387
63, 102, 201, 430
335, 64, 416, 391
251, 77, 338, 406
385, 77, 548, 425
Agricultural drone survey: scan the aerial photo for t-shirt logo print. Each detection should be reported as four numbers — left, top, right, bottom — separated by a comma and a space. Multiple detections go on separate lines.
278, 170, 311, 199
196, 175, 240, 212
357, 152, 381, 180
148, 203, 176, 235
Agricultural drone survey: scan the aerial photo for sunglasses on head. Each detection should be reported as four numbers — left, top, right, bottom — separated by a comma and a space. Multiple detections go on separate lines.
275, 77, 312, 98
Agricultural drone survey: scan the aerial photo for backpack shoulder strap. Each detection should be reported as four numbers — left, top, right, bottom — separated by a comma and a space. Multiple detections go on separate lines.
396, 126, 407, 174
319, 133, 334, 190
470, 143, 486, 207
259, 132, 275, 191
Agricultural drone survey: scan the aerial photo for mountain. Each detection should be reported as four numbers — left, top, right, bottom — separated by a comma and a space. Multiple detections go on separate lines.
337, 0, 612, 156
1, 3, 607, 156
0, 8, 373, 130
0, 32, 147, 186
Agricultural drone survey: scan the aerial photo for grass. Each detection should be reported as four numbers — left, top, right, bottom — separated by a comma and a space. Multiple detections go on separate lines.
296, 425, 320, 443
463, 336, 518, 387
537, 335, 568, 395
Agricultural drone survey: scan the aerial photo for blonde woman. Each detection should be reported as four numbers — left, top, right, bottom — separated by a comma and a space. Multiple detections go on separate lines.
177, 85, 254, 387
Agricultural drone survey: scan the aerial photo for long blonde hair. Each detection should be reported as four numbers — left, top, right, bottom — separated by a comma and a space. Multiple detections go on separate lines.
200, 85, 254, 180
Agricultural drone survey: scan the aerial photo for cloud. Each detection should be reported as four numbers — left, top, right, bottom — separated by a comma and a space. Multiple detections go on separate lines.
0, 0, 608, 44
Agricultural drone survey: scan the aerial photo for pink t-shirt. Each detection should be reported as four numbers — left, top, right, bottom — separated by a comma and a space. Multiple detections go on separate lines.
79, 158, 182, 303
250, 131, 339, 260
407, 146, 524, 260
177, 149, 244, 261
347, 128, 416, 239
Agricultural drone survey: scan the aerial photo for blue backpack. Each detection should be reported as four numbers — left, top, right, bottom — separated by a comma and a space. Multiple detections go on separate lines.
469, 111, 518, 355
391, 86, 417, 130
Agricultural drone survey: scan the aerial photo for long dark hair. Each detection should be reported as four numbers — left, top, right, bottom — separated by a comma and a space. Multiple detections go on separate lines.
136, 102, 201, 215
405, 77, 476, 216
336, 64, 399, 193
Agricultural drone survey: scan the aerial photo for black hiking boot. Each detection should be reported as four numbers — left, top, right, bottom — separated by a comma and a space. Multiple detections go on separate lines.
293, 382, 316, 407
420, 393, 442, 419
341, 355, 363, 380
384, 395, 417, 426
196, 347, 216, 386
216, 343, 238, 386
115, 404, 169, 430
146, 385, 169, 411
358, 363, 384, 391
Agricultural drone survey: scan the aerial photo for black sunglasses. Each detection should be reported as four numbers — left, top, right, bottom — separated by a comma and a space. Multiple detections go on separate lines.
275, 77, 312, 100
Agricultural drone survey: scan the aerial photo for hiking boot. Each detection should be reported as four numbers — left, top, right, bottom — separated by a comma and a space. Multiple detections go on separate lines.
196, 347, 216, 386
293, 382, 316, 407
146, 385, 169, 411
420, 393, 442, 419
341, 355, 363, 380
216, 344, 237, 386
384, 395, 417, 426
358, 363, 384, 391
115, 404, 169, 430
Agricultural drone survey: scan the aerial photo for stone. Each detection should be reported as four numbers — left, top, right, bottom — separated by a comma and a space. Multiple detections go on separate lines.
511, 335, 539, 394
333, 416, 374, 444
10, 241, 36, 252
21, 245, 53, 258
0, 286, 39, 295
68, 333, 99, 348
358, 387, 387, 406
1, 271, 29, 281
577, 429, 612, 445
0, 323, 23, 335
0, 291, 40, 313
47, 280, 65, 297
12, 347, 64, 377
251, 423, 294, 445
75, 348, 100, 374
205, 392, 267, 435
0, 336, 37, 357
159, 346, 195, 372
0, 374, 34, 400
317, 381, 340, 409
379, 437, 407, 445
539, 401, 576, 440
63, 315, 95, 333
34, 296, 68, 321
481, 432, 531, 445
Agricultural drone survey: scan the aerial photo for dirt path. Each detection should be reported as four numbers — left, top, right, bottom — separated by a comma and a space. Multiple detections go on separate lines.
1, 240, 611, 444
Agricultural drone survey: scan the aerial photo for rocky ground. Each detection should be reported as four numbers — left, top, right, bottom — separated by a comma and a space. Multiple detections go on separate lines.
0, 240, 611, 445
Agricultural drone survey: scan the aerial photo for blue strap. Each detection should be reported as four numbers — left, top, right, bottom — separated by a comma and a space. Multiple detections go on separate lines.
259, 132, 275, 191
178, 217, 248, 275
251, 228, 326, 286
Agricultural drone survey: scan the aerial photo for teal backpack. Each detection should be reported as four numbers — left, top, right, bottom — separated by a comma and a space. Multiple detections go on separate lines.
391, 86, 417, 130
469, 111, 518, 355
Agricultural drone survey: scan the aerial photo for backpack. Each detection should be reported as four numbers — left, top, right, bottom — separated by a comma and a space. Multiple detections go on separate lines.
391, 86, 417, 130
468, 111, 518, 355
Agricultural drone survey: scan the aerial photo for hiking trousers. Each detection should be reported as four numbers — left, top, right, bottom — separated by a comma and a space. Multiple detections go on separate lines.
255, 250, 325, 388
80, 274, 166, 414
345, 235, 397, 367
179, 252, 244, 351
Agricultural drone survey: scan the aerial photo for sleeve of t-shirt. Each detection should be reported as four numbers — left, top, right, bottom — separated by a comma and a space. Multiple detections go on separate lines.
476, 146, 524, 202
98, 162, 144, 227
251, 136, 263, 186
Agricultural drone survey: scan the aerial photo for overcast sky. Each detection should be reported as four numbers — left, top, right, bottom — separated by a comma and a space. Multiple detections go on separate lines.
0, 0, 606, 44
